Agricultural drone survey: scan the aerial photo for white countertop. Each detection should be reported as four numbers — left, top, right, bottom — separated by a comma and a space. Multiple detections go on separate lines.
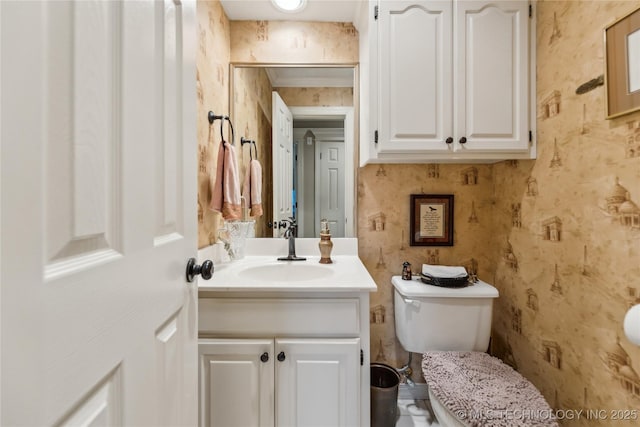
198, 238, 377, 293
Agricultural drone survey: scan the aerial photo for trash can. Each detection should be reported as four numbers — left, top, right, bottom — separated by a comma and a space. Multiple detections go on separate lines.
370, 363, 400, 427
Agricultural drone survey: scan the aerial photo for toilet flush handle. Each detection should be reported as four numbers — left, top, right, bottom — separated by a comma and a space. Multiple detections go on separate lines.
401, 295, 421, 308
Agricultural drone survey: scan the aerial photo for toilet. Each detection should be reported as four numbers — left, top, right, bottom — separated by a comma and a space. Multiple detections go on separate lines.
392, 275, 558, 427
392, 275, 498, 426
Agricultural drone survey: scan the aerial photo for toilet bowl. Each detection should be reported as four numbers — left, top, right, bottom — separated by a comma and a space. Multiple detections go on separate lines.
391, 275, 499, 425
428, 388, 466, 427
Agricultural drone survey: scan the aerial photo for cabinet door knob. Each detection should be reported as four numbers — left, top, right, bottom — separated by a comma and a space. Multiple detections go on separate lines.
277, 351, 286, 362
459, 137, 467, 144
445, 137, 453, 144
260, 352, 269, 363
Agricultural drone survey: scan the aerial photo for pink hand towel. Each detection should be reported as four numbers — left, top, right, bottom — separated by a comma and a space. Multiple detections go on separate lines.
210, 141, 241, 220
242, 159, 263, 217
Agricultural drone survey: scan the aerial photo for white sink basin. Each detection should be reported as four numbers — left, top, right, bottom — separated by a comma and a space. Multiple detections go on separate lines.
238, 263, 334, 282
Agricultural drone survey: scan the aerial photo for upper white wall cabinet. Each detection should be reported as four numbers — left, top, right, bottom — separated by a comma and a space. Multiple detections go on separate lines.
358, 0, 536, 164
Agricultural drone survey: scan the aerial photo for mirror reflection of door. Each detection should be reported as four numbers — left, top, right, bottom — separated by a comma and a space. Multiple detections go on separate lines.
272, 91, 294, 237
293, 125, 346, 238
232, 65, 356, 238
316, 139, 345, 237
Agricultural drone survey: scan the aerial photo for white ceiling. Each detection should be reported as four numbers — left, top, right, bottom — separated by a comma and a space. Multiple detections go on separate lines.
219, 0, 361, 23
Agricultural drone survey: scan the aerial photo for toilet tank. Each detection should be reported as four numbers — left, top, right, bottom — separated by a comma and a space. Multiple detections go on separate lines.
391, 276, 499, 353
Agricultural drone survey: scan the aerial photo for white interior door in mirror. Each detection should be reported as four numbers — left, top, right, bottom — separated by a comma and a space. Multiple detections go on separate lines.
272, 91, 294, 237
316, 141, 345, 237
0, 0, 198, 425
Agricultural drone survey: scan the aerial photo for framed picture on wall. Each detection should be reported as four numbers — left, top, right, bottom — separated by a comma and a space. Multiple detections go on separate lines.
605, 6, 640, 119
410, 194, 454, 246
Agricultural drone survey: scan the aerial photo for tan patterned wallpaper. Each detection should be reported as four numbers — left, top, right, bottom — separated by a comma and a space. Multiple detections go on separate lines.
357, 163, 497, 378
275, 87, 354, 107
489, 1, 640, 423
197, 0, 229, 248
232, 66, 274, 237
230, 21, 358, 64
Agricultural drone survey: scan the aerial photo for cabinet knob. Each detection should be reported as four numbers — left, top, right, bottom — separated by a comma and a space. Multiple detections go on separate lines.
445, 137, 453, 144
277, 351, 286, 362
459, 137, 467, 144
260, 352, 269, 363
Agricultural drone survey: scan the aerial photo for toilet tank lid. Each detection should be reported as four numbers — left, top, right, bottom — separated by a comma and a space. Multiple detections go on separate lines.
391, 276, 499, 298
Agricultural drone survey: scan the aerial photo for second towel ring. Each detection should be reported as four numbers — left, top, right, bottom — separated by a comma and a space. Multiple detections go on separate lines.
241, 137, 257, 159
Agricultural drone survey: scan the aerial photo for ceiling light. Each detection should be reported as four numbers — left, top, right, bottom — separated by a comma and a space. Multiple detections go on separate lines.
271, 0, 307, 13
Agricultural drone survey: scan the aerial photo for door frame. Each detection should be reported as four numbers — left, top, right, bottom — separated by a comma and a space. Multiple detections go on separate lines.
290, 106, 354, 237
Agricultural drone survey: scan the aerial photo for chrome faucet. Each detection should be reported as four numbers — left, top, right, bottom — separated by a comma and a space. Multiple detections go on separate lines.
277, 218, 306, 261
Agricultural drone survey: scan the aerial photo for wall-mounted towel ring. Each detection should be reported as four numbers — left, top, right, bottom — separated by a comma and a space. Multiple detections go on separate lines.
221, 116, 235, 145
207, 111, 235, 145
241, 137, 257, 159
208, 111, 224, 125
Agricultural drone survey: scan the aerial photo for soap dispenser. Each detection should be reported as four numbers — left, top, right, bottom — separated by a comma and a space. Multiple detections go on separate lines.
318, 219, 333, 264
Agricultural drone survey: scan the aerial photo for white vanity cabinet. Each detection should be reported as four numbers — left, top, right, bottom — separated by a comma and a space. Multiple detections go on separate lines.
358, 0, 536, 164
198, 295, 368, 427
198, 338, 274, 427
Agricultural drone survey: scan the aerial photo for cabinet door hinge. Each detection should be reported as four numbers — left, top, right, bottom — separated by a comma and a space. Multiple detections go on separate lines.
374, 5, 378, 20
529, 4, 532, 18
374, 130, 378, 144
529, 130, 532, 142
360, 349, 364, 366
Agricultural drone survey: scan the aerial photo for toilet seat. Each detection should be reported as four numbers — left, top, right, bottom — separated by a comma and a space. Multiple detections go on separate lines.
428, 388, 467, 427
422, 352, 558, 427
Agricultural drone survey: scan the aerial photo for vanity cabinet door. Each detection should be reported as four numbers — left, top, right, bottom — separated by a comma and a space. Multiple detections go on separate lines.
199, 339, 275, 427
275, 338, 360, 427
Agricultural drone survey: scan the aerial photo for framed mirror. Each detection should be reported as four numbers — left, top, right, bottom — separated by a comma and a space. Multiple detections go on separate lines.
230, 63, 357, 238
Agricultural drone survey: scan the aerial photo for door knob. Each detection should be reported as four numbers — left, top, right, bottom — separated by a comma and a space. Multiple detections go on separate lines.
459, 137, 467, 144
445, 137, 453, 144
185, 258, 214, 282
277, 351, 286, 362
260, 352, 269, 363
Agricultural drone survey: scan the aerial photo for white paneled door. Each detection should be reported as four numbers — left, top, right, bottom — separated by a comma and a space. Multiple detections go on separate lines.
316, 141, 345, 237
272, 92, 294, 236
1, 1, 198, 425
